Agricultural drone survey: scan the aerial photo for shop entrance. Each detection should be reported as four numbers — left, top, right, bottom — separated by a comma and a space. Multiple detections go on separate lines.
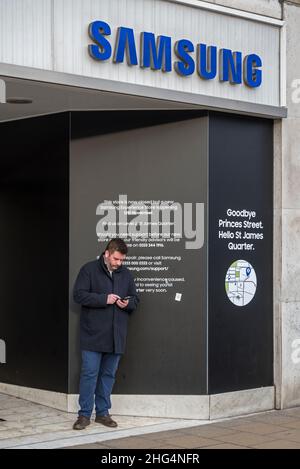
0, 77, 273, 411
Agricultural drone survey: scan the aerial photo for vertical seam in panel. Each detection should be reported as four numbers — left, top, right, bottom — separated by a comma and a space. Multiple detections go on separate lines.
68, 110, 71, 394
206, 115, 209, 395
51, 0, 55, 70
280, 23, 287, 108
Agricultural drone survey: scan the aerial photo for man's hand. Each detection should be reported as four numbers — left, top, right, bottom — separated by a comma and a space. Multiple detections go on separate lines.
107, 294, 120, 304
116, 299, 129, 309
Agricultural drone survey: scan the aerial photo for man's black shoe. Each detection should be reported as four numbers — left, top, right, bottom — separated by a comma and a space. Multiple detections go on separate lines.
73, 415, 91, 430
95, 414, 118, 428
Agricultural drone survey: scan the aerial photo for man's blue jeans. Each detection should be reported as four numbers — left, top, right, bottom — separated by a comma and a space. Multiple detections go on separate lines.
78, 350, 121, 418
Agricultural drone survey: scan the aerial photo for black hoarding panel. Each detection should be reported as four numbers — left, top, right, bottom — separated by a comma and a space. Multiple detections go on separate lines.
0, 114, 69, 392
69, 111, 208, 395
208, 113, 273, 393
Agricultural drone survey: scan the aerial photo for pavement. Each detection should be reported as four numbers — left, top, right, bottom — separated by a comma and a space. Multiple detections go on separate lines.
1, 392, 300, 449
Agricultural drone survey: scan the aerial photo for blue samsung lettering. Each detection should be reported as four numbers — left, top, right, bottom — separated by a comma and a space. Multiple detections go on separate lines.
244, 54, 262, 88
113, 27, 138, 65
174, 39, 195, 76
141, 32, 172, 72
198, 44, 217, 80
220, 49, 242, 84
87, 21, 263, 88
88, 21, 112, 61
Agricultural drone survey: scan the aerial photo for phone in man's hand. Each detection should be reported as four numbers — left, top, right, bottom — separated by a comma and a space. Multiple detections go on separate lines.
118, 296, 132, 301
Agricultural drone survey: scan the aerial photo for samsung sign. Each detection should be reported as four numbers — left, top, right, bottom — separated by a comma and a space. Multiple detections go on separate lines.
88, 20, 262, 88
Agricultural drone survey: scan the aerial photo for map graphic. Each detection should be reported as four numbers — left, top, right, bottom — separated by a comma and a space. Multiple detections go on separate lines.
225, 260, 257, 307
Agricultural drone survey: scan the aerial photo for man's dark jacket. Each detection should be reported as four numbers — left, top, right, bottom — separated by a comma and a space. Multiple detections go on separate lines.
73, 255, 139, 354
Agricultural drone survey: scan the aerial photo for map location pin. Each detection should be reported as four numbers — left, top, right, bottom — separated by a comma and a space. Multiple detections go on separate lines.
246, 267, 251, 277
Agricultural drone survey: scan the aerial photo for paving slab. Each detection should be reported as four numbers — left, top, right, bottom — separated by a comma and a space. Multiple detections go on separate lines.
0, 393, 208, 449
2, 392, 300, 449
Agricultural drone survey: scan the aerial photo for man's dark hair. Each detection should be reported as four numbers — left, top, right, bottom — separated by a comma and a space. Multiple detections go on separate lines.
105, 238, 128, 255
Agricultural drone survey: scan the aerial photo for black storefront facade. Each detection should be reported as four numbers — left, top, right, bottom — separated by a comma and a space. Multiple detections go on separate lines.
0, 0, 286, 419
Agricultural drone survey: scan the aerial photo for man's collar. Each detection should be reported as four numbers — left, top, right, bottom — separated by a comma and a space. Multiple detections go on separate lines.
103, 256, 113, 276
100, 253, 123, 275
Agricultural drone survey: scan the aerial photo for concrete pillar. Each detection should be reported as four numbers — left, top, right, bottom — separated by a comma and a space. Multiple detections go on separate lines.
280, 0, 300, 407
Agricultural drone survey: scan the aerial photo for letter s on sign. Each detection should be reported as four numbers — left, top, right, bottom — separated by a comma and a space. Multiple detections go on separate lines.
88, 21, 112, 61
291, 339, 300, 365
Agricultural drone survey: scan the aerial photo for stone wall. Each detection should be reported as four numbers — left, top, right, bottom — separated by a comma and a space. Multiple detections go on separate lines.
280, 0, 300, 407
201, 0, 281, 18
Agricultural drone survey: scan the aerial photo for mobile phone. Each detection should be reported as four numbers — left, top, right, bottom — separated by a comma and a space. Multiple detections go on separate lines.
119, 296, 131, 301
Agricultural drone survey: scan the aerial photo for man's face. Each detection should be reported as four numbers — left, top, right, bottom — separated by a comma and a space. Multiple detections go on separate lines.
104, 250, 126, 271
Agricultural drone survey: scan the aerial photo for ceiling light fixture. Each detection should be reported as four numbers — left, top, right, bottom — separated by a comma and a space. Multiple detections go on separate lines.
6, 97, 33, 104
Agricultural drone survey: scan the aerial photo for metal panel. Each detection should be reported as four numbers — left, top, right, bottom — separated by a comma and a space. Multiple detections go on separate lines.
69, 112, 208, 395
53, 0, 281, 107
208, 113, 274, 393
0, 0, 282, 109
0, 113, 69, 392
0, 0, 52, 69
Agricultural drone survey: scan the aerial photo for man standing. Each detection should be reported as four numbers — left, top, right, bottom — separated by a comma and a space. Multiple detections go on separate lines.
72, 238, 139, 430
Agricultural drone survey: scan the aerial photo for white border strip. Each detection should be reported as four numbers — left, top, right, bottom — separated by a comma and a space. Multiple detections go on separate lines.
0, 79, 6, 103
0, 64, 287, 119
280, 23, 287, 108
167, 0, 284, 26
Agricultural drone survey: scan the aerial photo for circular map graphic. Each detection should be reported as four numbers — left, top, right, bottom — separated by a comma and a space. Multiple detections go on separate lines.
225, 260, 257, 307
